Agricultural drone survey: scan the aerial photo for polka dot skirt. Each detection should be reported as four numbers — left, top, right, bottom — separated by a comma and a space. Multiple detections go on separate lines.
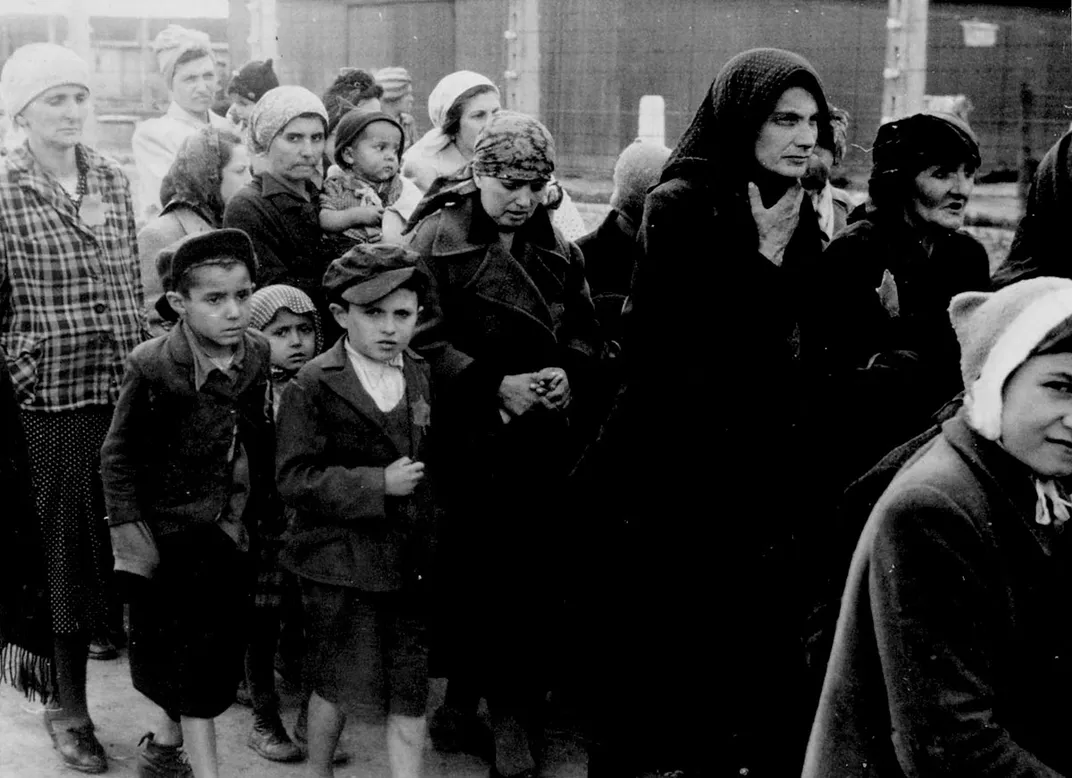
20, 407, 114, 637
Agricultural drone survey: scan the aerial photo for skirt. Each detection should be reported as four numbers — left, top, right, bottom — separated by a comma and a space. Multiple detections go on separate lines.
300, 579, 429, 720
129, 524, 252, 719
20, 407, 114, 638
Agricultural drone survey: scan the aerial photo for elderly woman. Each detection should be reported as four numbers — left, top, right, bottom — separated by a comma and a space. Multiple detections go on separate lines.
581, 48, 832, 777
402, 70, 587, 241
132, 24, 233, 223
806, 276, 1072, 777
0, 44, 144, 774
137, 126, 251, 334
406, 110, 599, 778
808, 112, 991, 485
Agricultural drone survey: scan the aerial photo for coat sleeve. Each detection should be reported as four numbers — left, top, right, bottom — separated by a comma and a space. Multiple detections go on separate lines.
223, 193, 292, 288
557, 240, 601, 389
275, 376, 388, 523
869, 487, 1065, 777
100, 352, 152, 528
131, 121, 172, 222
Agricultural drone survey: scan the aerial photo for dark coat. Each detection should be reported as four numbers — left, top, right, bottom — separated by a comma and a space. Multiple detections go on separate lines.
806, 209, 991, 485
276, 339, 437, 592
993, 130, 1072, 288
805, 412, 1072, 778
100, 323, 276, 538
574, 208, 638, 352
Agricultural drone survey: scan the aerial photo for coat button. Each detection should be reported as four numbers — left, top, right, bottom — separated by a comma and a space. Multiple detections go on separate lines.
93, 302, 107, 314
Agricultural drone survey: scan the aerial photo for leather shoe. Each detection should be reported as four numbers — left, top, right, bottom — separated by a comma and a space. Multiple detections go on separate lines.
44, 711, 107, 774
88, 636, 119, 661
248, 713, 303, 763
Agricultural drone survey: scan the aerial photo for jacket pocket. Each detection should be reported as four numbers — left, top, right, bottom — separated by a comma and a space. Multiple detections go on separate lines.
0, 331, 39, 403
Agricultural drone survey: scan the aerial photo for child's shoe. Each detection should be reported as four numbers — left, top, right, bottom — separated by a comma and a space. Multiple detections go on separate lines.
248, 711, 303, 762
43, 707, 107, 774
136, 732, 192, 778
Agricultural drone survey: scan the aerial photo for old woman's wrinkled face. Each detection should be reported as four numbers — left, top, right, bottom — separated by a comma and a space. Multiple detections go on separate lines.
908, 162, 975, 231
474, 174, 546, 231
1001, 352, 1072, 478
17, 84, 90, 149
754, 86, 820, 179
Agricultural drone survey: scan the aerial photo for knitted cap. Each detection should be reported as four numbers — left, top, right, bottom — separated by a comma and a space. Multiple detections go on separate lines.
374, 67, 412, 102
950, 276, 1072, 440
333, 109, 404, 167
152, 24, 213, 87
610, 139, 671, 221
228, 59, 279, 103
248, 85, 328, 155
0, 43, 91, 119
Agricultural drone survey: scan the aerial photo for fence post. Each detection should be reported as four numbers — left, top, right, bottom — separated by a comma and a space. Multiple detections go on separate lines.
637, 95, 665, 146
247, 0, 279, 63
880, 0, 928, 123
66, 0, 98, 146
504, 0, 539, 117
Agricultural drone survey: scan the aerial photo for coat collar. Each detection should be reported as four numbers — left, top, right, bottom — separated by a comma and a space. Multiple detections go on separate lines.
430, 191, 562, 258
258, 171, 317, 201
317, 338, 427, 456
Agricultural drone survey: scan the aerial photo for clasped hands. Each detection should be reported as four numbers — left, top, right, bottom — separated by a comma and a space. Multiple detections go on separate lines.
498, 367, 571, 422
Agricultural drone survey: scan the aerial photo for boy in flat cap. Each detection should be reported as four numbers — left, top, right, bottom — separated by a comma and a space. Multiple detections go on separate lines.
101, 229, 276, 778
276, 243, 438, 778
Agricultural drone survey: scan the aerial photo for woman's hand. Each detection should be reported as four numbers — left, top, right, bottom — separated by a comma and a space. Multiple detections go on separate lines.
748, 181, 803, 266
385, 456, 425, 496
532, 367, 571, 410
499, 373, 542, 418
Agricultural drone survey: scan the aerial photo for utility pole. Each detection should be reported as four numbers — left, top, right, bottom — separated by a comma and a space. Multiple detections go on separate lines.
66, 0, 97, 145
880, 0, 928, 124
504, 0, 540, 117
247, 0, 279, 64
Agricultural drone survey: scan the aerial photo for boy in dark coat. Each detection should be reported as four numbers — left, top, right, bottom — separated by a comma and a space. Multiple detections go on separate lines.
276, 243, 437, 778
100, 229, 275, 777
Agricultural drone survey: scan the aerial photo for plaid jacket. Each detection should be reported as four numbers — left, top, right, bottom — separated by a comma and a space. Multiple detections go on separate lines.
0, 142, 144, 410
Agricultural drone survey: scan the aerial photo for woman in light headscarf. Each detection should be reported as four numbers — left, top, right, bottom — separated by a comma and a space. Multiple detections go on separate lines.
402, 70, 587, 241
0, 43, 144, 774
132, 24, 233, 223
137, 126, 251, 334
406, 110, 599, 778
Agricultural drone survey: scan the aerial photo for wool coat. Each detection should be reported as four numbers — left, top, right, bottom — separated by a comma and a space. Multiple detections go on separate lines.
804, 411, 1072, 778
276, 339, 437, 592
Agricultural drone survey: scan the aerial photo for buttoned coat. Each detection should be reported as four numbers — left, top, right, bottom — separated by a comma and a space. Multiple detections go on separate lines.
276, 339, 437, 592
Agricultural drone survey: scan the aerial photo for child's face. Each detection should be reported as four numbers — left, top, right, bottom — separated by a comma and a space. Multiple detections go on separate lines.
342, 120, 402, 183
331, 287, 419, 364
262, 308, 317, 372
167, 263, 253, 359
1000, 352, 1072, 478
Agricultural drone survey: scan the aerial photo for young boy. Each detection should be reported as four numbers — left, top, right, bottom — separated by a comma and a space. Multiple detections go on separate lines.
101, 229, 275, 778
319, 109, 422, 246
276, 243, 437, 778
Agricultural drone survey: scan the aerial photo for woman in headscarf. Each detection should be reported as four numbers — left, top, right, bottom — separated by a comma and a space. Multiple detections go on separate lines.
579, 48, 831, 778
992, 128, 1072, 288
137, 126, 251, 334
0, 43, 144, 774
402, 70, 587, 241
132, 24, 233, 223
405, 110, 600, 778
805, 276, 1072, 777
807, 112, 991, 487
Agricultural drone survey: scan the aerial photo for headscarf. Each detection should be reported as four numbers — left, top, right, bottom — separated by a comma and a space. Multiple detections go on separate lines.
0, 43, 91, 120
248, 85, 328, 155
374, 67, 412, 103
662, 48, 831, 191
471, 110, 554, 181
159, 126, 243, 227
152, 24, 213, 88
404, 71, 499, 161
249, 285, 324, 379
868, 112, 980, 207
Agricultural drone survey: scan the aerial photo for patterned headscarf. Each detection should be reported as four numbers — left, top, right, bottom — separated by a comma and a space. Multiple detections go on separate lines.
159, 126, 243, 226
471, 110, 554, 181
152, 24, 213, 87
249, 284, 324, 356
248, 85, 328, 155
662, 48, 831, 191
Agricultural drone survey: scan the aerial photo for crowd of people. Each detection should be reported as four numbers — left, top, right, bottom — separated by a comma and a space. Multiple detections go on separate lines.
2, 20, 1072, 778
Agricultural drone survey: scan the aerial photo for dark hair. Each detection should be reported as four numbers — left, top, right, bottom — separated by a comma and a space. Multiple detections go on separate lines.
176, 257, 249, 296
173, 46, 215, 76
441, 84, 498, 141
160, 126, 244, 225
324, 68, 385, 135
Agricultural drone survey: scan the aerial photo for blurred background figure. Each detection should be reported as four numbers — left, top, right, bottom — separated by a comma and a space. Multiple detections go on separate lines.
375, 66, 418, 150
802, 105, 853, 242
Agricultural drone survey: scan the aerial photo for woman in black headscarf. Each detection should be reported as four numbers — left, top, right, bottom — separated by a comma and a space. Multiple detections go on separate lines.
582, 48, 831, 778
807, 112, 990, 487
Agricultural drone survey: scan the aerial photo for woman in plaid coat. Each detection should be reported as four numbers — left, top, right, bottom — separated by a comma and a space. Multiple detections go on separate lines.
0, 44, 144, 774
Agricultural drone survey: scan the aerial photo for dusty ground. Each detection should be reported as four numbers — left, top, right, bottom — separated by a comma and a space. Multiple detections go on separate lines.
0, 659, 588, 777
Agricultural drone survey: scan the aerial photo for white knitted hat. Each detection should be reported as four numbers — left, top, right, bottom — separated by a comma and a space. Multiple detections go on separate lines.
0, 43, 90, 119
950, 276, 1072, 440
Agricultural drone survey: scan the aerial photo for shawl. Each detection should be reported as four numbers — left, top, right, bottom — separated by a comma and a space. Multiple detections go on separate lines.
159, 125, 241, 226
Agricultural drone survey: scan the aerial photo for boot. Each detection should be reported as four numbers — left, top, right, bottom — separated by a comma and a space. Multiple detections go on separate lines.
136, 732, 193, 778
43, 708, 107, 774
248, 711, 303, 763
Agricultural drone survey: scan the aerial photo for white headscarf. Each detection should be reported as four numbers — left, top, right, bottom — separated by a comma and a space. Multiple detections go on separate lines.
406, 70, 498, 161
0, 43, 91, 120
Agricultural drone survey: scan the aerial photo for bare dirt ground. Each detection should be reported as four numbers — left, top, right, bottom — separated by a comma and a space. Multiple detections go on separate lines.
0, 660, 588, 777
